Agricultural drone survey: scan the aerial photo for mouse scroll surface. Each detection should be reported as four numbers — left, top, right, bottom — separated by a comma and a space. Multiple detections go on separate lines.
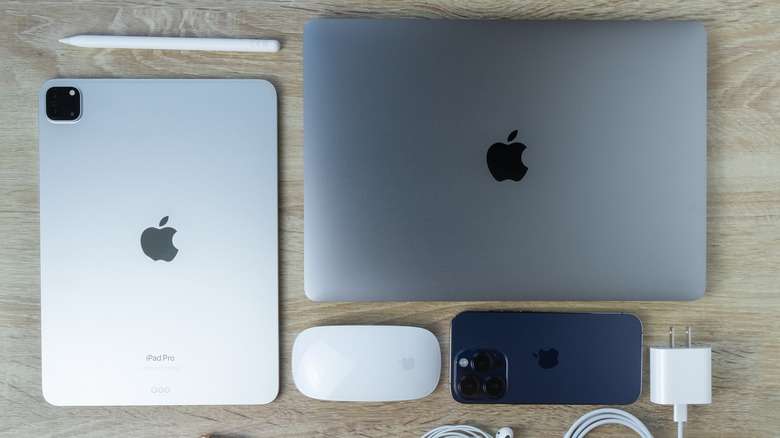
292, 326, 441, 402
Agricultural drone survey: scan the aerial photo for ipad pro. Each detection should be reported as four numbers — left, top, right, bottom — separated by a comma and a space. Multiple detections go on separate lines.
40, 79, 278, 405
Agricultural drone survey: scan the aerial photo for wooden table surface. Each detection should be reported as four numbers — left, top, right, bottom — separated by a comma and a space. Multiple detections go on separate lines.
1, 1, 779, 437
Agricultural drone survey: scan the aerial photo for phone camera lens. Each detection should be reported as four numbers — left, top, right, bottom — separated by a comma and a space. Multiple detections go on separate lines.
472, 353, 492, 372
458, 375, 480, 397
484, 376, 506, 397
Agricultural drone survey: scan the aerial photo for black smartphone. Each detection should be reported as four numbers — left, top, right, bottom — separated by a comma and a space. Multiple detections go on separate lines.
450, 311, 642, 404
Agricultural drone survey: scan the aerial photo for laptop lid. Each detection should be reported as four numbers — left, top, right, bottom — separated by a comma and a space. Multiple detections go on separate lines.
304, 19, 706, 301
40, 79, 279, 405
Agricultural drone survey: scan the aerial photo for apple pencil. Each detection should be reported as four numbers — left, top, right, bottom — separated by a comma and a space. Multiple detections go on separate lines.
58, 35, 281, 53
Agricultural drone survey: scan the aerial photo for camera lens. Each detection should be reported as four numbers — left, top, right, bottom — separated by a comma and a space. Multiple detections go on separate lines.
472, 353, 492, 372
457, 375, 480, 397
484, 376, 506, 397
46, 86, 80, 121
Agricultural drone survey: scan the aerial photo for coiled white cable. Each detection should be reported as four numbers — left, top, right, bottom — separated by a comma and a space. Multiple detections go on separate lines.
564, 408, 653, 438
420, 425, 494, 438
421, 425, 514, 438
420, 408, 653, 438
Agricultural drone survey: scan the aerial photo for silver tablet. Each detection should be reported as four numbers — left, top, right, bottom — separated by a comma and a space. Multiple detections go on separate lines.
40, 79, 279, 405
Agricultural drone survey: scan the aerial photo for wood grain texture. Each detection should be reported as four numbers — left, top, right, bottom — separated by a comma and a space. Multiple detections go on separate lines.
1, 0, 779, 436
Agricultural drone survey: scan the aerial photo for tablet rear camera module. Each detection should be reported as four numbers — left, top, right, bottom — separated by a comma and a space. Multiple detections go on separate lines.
46, 87, 81, 121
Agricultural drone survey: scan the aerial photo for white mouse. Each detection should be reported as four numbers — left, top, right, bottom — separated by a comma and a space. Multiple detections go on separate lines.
292, 325, 441, 402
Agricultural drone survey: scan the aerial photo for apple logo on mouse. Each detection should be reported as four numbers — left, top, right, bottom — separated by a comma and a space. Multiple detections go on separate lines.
533, 348, 559, 369
400, 357, 415, 371
140, 216, 178, 262
486, 129, 528, 181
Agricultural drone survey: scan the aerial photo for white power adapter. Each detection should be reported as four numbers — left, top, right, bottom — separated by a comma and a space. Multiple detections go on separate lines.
650, 327, 711, 438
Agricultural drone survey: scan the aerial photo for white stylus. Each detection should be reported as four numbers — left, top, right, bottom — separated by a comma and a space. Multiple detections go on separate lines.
58, 35, 281, 53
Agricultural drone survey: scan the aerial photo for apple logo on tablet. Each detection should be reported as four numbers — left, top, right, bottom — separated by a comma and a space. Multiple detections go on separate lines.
141, 216, 178, 262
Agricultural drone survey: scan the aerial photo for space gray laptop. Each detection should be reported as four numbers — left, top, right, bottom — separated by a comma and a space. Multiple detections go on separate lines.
304, 19, 707, 301
40, 79, 279, 405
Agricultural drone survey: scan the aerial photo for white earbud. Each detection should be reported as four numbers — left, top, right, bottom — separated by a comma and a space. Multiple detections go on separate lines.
421, 425, 514, 438
495, 427, 514, 438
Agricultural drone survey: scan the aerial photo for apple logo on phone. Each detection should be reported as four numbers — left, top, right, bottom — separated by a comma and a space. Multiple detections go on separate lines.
533, 348, 559, 369
486, 130, 528, 181
400, 357, 416, 371
140, 216, 178, 262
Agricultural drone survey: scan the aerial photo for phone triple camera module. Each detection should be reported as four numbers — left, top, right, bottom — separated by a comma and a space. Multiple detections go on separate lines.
453, 349, 508, 401
46, 87, 81, 121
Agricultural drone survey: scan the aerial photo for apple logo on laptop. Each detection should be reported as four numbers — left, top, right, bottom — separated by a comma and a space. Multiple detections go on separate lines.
140, 216, 178, 262
533, 348, 559, 369
486, 130, 528, 181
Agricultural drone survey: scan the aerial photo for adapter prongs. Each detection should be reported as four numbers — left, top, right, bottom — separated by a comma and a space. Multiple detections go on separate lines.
687, 326, 692, 348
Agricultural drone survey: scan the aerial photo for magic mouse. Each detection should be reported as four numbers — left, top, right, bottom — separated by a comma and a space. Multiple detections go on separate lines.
292, 325, 441, 401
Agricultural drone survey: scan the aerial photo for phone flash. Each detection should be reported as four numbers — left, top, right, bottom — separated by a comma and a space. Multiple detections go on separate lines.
69, 89, 76, 96
458, 358, 469, 367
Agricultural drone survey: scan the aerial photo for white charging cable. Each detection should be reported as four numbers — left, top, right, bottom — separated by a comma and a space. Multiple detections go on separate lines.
420, 425, 513, 438
420, 408, 652, 438
564, 408, 653, 438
